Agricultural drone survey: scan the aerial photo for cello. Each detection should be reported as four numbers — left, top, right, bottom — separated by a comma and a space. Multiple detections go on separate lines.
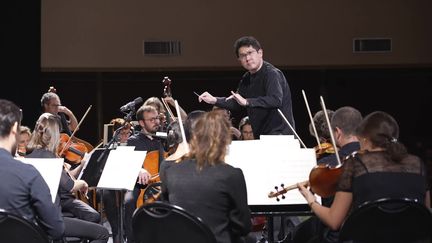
135, 150, 166, 208
135, 99, 189, 208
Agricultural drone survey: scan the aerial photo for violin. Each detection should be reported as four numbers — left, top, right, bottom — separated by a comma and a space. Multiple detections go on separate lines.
315, 142, 335, 160
269, 95, 344, 200
268, 163, 344, 200
48, 86, 94, 152
58, 133, 88, 164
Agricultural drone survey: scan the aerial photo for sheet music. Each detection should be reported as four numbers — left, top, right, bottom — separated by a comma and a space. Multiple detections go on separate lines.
97, 147, 146, 190
226, 136, 318, 205
17, 158, 64, 203
77, 152, 92, 180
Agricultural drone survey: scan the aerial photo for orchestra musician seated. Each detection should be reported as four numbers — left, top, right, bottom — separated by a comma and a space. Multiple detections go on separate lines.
239, 116, 254, 140
160, 109, 252, 243
0, 99, 65, 241
123, 105, 163, 243
292, 106, 362, 243
26, 112, 109, 243
298, 111, 431, 242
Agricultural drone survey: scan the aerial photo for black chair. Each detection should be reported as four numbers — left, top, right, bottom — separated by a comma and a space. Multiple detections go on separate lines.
0, 209, 49, 243
339, 198, 432, 243
132, 201, 217, 243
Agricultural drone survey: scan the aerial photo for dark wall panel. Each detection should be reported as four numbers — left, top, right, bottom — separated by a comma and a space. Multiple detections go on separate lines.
1, 2, 41, 126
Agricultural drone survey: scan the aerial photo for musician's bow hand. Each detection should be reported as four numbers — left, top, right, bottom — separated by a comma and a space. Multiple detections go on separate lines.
58, 105, 73, 117
138, 168, 151, 185
80, 181, 89, 199
198, 92, 217, 104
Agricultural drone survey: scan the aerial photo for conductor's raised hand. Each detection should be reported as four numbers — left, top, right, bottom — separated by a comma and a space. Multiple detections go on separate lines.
198, 92, 217, 105
230, 91, 249, 106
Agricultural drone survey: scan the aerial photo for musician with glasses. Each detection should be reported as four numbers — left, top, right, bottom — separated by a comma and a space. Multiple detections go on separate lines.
198, 36, 295, 138
41, 88, 78, 136
124, 105, 165, 243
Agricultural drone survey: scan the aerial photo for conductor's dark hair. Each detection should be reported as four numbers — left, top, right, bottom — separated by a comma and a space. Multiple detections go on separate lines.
234, 36, 262, 58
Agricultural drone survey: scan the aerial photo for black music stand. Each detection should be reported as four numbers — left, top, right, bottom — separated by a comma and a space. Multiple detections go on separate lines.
250, 204, 313, 242
79, 148, 125, 242
82, 145, 146, 243
79, 148, 110, 187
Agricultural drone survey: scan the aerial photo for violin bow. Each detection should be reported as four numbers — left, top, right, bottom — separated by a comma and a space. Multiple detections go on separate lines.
59, 105, 92, 155
302, 90, 322, 150
319, 96, 342, 166
277, 109, 307, 148
174, 100, 190, 152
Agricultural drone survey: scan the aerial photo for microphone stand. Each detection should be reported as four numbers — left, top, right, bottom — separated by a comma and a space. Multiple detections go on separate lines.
97, 108, 135, 243
96, 108, 135, 163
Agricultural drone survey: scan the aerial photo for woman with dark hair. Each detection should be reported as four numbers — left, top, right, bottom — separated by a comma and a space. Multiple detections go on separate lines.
0, 100, 64, 240
161, 110, 251, 243
298, 111, 430, 231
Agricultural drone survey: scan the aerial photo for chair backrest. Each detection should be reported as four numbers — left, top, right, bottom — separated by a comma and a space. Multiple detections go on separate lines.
132, 201, 217, 243
0, 209, 49, 243
339, 198, 432, 243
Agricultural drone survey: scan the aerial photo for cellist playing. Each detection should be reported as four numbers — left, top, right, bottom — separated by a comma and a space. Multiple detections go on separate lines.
124, 104, 164, 243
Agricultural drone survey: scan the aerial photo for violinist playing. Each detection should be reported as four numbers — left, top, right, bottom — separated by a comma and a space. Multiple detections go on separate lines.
25, 113, 109, 243
310, 109, 335, 161
41, 88, 78, 136
292, 106, 363, 243
124, 105, 164, 243
110, 117, 133, 145
298, 111, 431, 242
17, 125, 32, 156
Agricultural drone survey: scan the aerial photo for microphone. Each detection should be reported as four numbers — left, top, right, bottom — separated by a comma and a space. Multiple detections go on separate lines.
120, 97, 143, 112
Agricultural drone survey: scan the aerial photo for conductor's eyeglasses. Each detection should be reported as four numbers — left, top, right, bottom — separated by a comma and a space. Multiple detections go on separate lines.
238, 50, 257, 60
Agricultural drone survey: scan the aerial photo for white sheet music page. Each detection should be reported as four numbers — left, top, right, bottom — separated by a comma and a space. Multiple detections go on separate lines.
77, 151, 92, 180
18, 158, 64, 203
97, 146, 146, 190
226, 136, 317, 205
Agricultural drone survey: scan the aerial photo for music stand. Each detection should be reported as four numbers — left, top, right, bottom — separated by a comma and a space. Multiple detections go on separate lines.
225, 138, 317, 242
80, 146, 146, 243
78, 148, 110, 187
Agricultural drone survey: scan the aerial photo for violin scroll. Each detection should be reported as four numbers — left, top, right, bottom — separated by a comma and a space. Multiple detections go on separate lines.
268, 181, 309, 201
268, 184, 287, 201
